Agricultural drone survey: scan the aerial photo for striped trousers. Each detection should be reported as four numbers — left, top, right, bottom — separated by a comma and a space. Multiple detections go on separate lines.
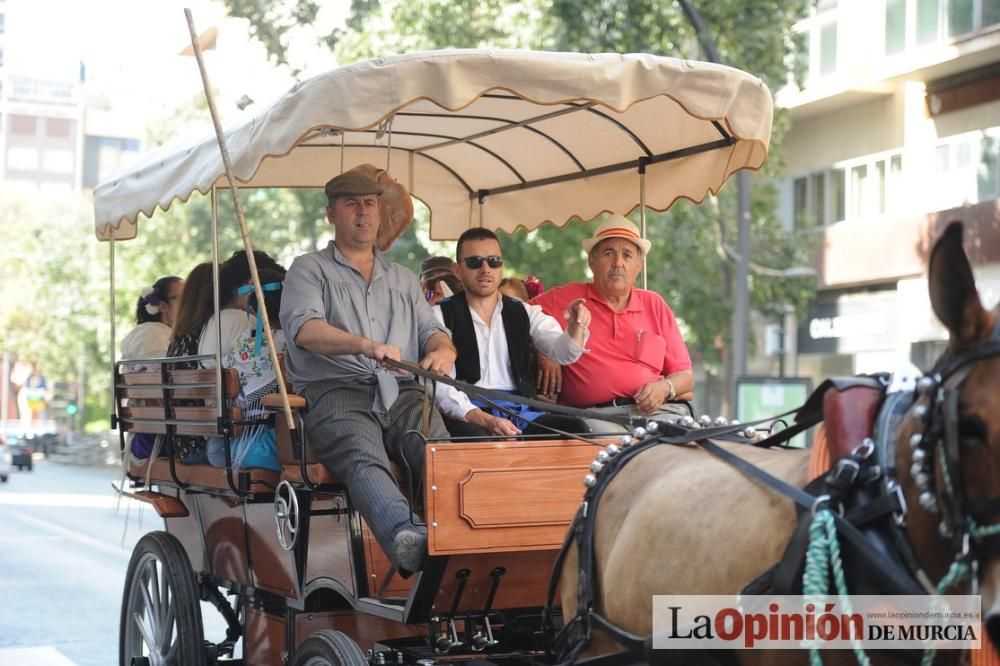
301, 378, 448, 564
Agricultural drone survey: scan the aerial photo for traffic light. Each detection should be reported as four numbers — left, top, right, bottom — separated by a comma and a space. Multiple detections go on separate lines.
66, 401, 78, 416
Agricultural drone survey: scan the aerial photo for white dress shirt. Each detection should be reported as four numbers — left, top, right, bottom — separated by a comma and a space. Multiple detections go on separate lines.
432, 298, 588, 420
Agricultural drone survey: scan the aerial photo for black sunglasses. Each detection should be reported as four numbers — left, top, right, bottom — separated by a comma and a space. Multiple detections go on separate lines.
462, 255, 504, 269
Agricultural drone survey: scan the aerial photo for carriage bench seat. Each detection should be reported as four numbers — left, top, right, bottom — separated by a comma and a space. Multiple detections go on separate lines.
119, 367, 279, 492
261, 393, 407, 487
126, 456, 280, 491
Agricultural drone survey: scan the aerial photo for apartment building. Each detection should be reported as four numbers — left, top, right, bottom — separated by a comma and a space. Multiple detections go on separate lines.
775, 0, 1000, 386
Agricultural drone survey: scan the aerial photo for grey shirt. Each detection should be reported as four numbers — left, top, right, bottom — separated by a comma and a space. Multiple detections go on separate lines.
280, 242, 448, 412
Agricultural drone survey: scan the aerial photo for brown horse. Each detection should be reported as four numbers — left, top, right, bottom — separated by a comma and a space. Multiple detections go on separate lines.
561, 221, 1000, 665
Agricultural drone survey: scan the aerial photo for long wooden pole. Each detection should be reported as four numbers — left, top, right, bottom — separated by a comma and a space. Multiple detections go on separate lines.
184, 9, 295, 430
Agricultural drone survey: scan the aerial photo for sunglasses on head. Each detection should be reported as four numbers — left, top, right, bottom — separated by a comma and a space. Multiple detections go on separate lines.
461, 255, 504, 269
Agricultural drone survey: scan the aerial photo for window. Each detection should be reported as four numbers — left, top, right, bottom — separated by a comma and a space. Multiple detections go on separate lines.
986, 0, 1000, 24
887, 0, 998, 53
792, 2, 839, 87
885, 0, 907, 54
794, 177, 809, 229
45, 118, 71, 138
811, 173, 826, 226
787, 152, 905, 228
10, 114, 37, 135
0, 13, 5, 34
819, 22, 838, 76
949, 0, 974, 34
41, 149, 73, 174
7, 146, 40, 171
978, 134, 999, 201
850, 164, 869, 218
917, 0, 941, 43
831, 168, 846, 222
933, 130, 1000, 209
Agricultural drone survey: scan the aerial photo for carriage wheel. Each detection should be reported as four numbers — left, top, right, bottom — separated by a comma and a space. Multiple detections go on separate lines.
293, 629, 368, 666
119, 531, 206, 666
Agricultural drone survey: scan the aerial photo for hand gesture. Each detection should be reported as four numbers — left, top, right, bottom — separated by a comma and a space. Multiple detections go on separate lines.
535, 352, 562, 397
564, 298, 591, 345
419, 348, 456, 376
363, 340, 402, 364
468, 408, 521, 436
633, 380, 670, 415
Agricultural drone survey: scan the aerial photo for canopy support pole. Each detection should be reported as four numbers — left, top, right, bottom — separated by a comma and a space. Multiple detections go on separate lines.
109, 235, 116, 427
638, 159, 648, 290
211, 186, 223, 418
185, 9, 295, 431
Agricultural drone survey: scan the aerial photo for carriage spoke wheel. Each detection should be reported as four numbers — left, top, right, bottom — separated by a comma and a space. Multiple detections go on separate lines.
119, 531, 205, 666
293, 629, 368, 666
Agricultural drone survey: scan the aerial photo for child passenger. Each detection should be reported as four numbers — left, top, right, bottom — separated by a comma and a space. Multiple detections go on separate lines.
206, 265, 286, 472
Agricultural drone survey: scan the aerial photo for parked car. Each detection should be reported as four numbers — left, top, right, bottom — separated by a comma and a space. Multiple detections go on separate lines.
9, 438, 33, 471
0, 438, 10, 482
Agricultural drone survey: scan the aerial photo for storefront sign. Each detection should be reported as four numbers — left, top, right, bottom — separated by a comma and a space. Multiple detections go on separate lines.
798, 291, 897, 355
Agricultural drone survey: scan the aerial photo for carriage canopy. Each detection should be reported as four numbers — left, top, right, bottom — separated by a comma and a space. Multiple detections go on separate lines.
93, 48, 773, 242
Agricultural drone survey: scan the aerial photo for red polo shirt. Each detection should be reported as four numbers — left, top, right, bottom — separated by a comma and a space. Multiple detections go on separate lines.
531, 283, 692, 408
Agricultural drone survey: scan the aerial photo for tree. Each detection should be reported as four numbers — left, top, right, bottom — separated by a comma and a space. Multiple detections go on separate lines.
222, 0, 818, 413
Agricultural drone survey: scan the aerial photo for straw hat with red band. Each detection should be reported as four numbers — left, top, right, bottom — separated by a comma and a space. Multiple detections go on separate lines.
581, 213, 652, 257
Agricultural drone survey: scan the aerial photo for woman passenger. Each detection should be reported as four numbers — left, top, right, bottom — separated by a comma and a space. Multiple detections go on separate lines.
199, 250, 282, 366
120, 276, 184, 368
206, 265, 287, 471
164, 263, 215, 464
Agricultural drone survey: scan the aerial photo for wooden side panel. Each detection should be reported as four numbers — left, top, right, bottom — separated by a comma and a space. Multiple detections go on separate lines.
363, 519, 414, 599
165, 505, 206, 574
196, 494, 250, 586
304, 495, 355, 598
426, 439, 600, 555
430, 551, 559, 614
244, 606, 287, 666
245, 501, 300, 599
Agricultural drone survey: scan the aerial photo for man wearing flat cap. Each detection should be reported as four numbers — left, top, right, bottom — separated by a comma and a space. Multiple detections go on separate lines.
280, 169, 456, 573
531, 214, 693, 428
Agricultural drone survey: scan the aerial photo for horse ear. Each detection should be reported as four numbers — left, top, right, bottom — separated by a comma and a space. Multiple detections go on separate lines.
928, 221, 991, 349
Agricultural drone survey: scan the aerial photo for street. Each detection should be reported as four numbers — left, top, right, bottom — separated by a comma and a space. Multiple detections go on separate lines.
0, 458, 228, 666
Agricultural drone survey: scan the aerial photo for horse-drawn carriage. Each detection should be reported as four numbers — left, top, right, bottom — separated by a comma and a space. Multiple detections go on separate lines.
95, 48, 1000, 666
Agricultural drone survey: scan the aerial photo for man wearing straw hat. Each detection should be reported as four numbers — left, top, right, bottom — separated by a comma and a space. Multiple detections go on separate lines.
531, 214, 694, 428
280, 170, 456, 574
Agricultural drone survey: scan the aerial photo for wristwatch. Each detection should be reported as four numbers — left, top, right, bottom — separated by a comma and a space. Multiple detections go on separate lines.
665, 378, 677, 402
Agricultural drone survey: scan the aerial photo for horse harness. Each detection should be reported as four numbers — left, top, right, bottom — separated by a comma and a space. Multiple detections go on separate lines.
549, 316, 1000, 666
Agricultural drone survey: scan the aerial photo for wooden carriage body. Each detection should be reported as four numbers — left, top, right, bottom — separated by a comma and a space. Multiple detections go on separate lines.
116, 362, 604, 665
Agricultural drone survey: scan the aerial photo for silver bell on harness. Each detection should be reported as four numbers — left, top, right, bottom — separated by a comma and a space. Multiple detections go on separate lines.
605, 444, 620, 457
596, 450, 611, 464
582, 473, 597, 488
714, 416, 728, 426
919, 491, 939, 513
698, 415, 713, 427
632, 426, 647, 439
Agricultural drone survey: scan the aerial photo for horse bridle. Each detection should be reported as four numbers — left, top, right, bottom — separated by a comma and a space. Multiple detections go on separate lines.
907, 315, 1000, 583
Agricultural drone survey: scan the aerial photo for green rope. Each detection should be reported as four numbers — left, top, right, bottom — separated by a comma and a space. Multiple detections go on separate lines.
802, 508, 871, 666
801, 513, 996, 666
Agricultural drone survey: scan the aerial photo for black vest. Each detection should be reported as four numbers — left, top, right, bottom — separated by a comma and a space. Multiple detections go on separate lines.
439, 293, 536, 399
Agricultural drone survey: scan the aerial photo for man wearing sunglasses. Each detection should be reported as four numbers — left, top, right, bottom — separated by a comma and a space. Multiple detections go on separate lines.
531, 214, 694, 429
280, 169, 457, 574
433, 228, 591, 437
